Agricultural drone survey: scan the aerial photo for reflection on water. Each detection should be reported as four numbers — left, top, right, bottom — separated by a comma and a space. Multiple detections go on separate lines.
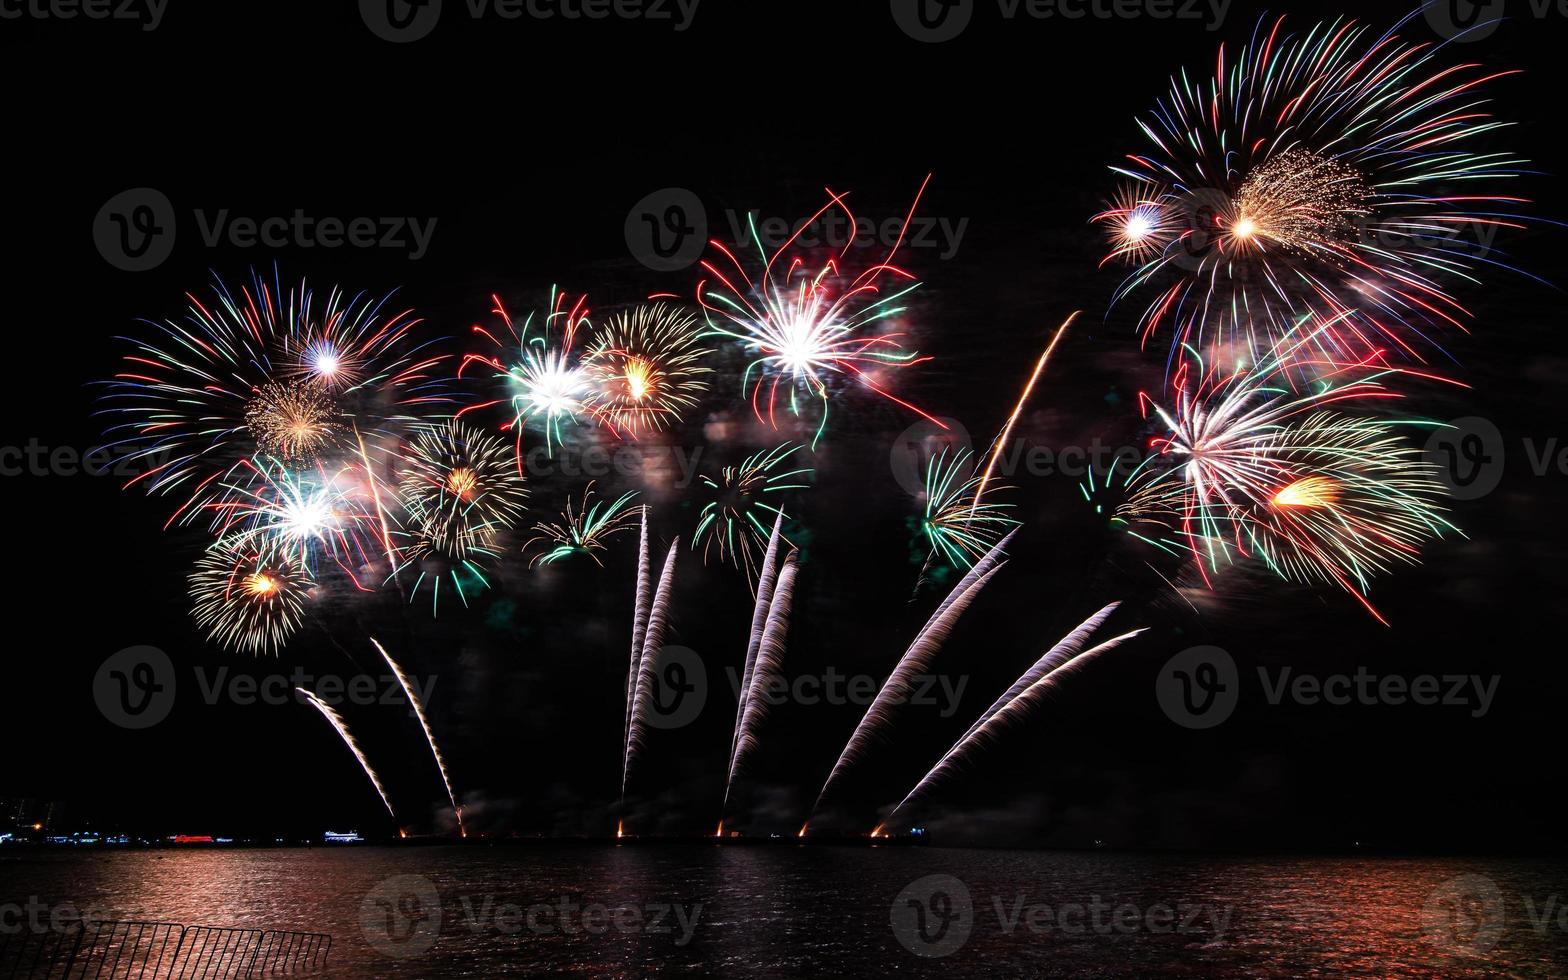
2, 847, 1564, 978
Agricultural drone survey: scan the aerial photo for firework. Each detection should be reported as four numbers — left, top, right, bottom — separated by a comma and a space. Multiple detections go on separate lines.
1120, 339, 1456, 622
918, 449, 1018, 569
189, 540, 313, 656
372, 638, 465, 837
1099, 13, 1535, 364
461, 288, 592, 455
805, 531, 1015, 832
583, 304, 713, 436
622, 538, 680, 810
876, 611, 1145, 834
696, 180, 942, 446
99, 270, 452, 524
398, 420, 528, 560
208, 457, 380, 579
719, 552, 799, 834
719, 514, 787, 833
296, 688, 399, 826
526, 483, 641, 567
694, 444, 812, 581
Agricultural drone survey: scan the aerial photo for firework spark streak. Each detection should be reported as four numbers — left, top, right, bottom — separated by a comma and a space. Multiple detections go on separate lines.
973, 312, 1078, 510
189, 539, 313, 656
621, 538, 679, 812
876, 619, 1145, 834
372, 638, 465, 838
718, 513, 788, 833
583, 304, 713, 436
624, 507, 653, 788
296, 687, 398, 826
694, 444, 811, 581
696, 179, 943, 447
1098, 13, 1539, 366
919, 449, 1018, 570
718, 553, 799, 834
100, 270, 452, 525
460, 288, 593, 455
526, 484, 641, 568
804, 531, 1016, 832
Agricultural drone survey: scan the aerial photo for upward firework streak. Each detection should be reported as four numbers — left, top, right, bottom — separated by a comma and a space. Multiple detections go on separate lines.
296, 688, 399, 828
621, 536, 680, 821
372, 638, 465, 838
973, 313, 1078, 510
719, 514, 789, 834
876, 611, 1146, 833
1099, 13, 1538, 366
805, 531, 1016, 832
697, 178, 943, 447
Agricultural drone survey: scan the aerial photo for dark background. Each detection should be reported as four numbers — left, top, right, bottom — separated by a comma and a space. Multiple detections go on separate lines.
2, 0, 1564, 850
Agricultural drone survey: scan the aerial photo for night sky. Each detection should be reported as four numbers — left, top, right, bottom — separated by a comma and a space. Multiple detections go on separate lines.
3, 0, 1565, 851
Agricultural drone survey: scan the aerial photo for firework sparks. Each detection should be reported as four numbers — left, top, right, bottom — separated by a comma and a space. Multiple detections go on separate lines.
719, 514, 788, 834
296, 688, 399, 826
696, 179, 942, 447
245, 379, 345, 464
461, 288, 593, 455
1100, 14, 1537, 365
919, 449, 1018, 570
189, 539, 313, 656
398, 419, 528, 560
583, 304, 713, 436
372, 638, 465, 837
694, 444, 812, 581
526, 483, 641, 567
806, 531, 1015, 830
622, 538, 680, 813
719, 551, 799, 834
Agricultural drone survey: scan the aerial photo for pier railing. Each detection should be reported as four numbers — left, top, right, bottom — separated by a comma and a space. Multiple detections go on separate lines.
0, 917, 330, 979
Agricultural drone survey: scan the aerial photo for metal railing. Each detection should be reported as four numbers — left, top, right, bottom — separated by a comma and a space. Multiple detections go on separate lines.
0, 918, 330, 979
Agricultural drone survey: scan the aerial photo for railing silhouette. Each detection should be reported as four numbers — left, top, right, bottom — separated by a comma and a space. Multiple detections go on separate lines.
0, 917, 330, 979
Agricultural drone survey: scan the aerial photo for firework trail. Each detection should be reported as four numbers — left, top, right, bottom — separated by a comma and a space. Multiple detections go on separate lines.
99, 270, 452, 525
624, 507, 653, 778
719, 552, 799, 834
526, 483, 641, 567
371, 637, 464, 838
696, 178, 944, 447
876, 621, 1145, 833
973, 312, 1078, 509
804, 530, 1016, 831
296, 687, 398, 827
583, 304, 714, 436
621, 538, 680, 810
694, 444, 811, 581
725, 512, 786, 780
189, 539, 313, 656
1097, 13, 1540, 365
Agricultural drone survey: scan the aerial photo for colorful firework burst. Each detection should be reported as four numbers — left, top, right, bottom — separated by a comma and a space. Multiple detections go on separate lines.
398, 419, 529, 558
917, 449, 1018, 570
694, 444, 812, 580
696, 180, 942, 447
98, 270, 453, 525
461, 288, 593, 456
582, 304, 713, 436
525, 485, 642, 567
1099, 13, 1537, 366
189, 539, 314, 656
1118, 337, 1456, 622
205, 457, 382, 585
